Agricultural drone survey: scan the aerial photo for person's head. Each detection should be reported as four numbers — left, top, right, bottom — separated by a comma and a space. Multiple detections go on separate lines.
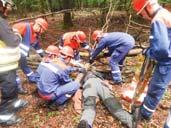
72, 31, 86, 44
132, 0, 159, 20
0, 0, 14, 17
59, 46, 74, 64
92, 30, 103, 42
45, 45, 59, 60
33, 18, 48, 35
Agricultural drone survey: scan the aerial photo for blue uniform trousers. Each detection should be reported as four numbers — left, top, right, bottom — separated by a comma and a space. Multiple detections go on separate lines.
19, 55, 37, 83
140, 64, 171, 119
109, 44, 131, 82
54, 81, 79, 104
39, 81, 79, 105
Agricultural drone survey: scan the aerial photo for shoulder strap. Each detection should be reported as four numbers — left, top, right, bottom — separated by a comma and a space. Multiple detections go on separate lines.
40, 62, 59, 74
23, 23, 31, 46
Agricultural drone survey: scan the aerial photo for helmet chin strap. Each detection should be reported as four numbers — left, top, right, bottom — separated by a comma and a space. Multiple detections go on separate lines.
144, 4, 162, 19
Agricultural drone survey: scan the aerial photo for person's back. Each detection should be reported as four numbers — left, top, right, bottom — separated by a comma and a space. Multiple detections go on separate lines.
98, 32, 135, 54
37, 58, 71, 94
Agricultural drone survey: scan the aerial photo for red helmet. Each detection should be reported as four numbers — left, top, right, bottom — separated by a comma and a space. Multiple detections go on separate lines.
35, 18, 48, 31
60, 46, 74, 58
92, 30, 103, 41
75, 31, 86, 43
132, 0, 150, 14
45, 45, 59, 56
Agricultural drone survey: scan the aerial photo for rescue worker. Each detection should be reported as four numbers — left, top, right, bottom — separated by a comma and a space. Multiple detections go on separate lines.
0, 0, 28, 125
59, 31, 90, 60
36, 46, 83, 109
89, 30, 135, 85
132, 0, 171, 124
77, 71, 135, 128
12, 18, 48, 93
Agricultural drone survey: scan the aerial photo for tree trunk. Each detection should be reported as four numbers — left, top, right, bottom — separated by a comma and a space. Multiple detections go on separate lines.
62, 0, 73, 29
47, 0, 53, 12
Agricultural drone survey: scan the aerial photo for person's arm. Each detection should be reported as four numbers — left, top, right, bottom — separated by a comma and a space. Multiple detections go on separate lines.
32, 41, 45, 57
90, 39, 106, 60
146, 21, 170, 59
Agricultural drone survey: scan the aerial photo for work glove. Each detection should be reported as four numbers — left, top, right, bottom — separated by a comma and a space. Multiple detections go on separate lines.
89, 58, 94, 64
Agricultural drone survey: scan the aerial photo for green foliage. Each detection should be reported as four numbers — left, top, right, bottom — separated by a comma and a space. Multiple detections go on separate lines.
159, 0, 171, 4
47, 111, 59, 117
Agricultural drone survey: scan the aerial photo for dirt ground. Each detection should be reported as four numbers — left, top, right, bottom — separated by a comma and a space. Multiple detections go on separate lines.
5, 12, 171, 128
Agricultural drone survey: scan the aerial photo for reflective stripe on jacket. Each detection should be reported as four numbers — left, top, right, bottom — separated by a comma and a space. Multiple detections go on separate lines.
36, 59, 74, 95
0, 42, 20, 72
0, 17, 20, 73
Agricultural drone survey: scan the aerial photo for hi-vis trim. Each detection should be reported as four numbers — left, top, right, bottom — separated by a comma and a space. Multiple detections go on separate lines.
40, 62, 59, 74
26, 71, 34, 76
112, 70, 120, 74
19, 43, 29, 51
84, 45, 90, 49
0, 113, 14, 120
149, 36, 154, 39
166, 111, 171, 127
0, 46, 20, 72
0, 47, 19, 54
36, 49, 44, 54
20, 49, 28, 56
0, 63, 18, 73
143, 104, 155, 113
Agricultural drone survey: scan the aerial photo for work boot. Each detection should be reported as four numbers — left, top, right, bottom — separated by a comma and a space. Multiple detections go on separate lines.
132, 106, 151, 127
47, 102, 66, 111
0, 111, 21, 126
103, 97, 134, 128
3, 99, 28, 112
77, 120, 91, 128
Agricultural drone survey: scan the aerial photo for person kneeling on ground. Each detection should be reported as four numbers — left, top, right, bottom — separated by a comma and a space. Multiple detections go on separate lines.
77, 71, 135, 128
36, 45, 84, 110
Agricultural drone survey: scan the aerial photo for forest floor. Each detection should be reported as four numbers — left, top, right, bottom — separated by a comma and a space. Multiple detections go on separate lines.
4, 11, 171, 128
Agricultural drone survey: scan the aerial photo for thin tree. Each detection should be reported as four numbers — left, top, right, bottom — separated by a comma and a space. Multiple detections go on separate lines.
63, 0, 73, 29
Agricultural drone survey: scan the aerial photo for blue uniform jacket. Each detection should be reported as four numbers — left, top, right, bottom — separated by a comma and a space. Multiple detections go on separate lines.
36, 61, 76, 95
91, 32, 135, 60
146, 21, 171, 65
